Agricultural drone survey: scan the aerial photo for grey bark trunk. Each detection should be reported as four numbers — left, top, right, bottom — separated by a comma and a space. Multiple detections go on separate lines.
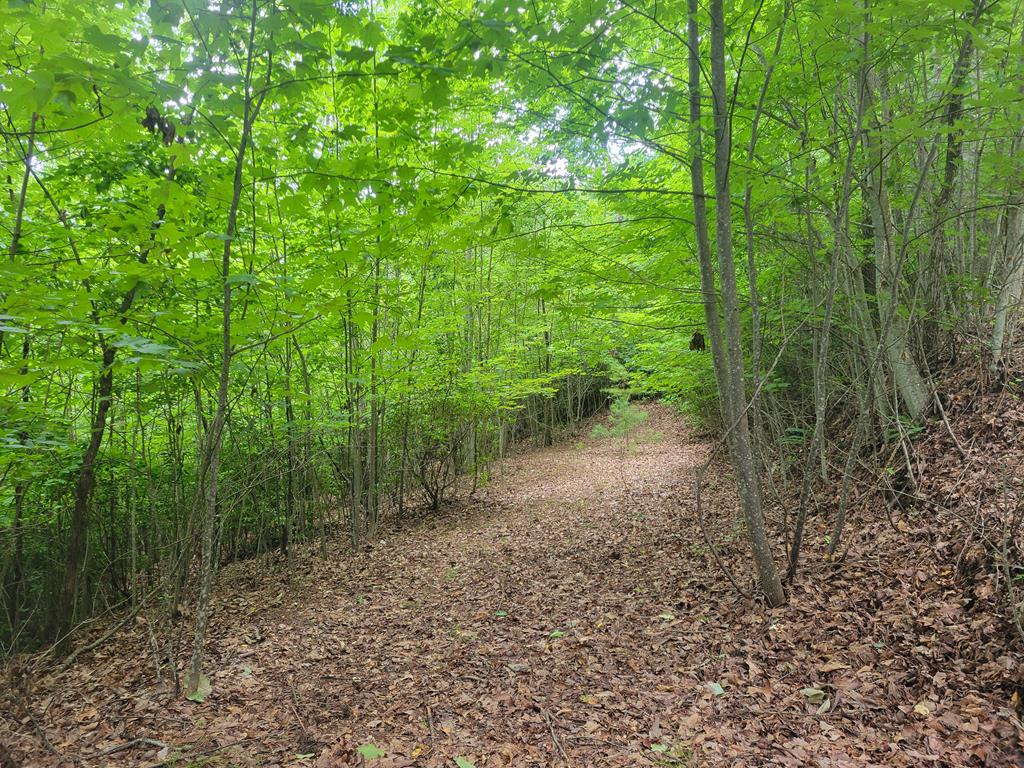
687, 0, 786, 607
185, 0, 265, 695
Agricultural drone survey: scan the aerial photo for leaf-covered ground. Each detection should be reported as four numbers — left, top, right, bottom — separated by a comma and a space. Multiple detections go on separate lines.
2, 403, 1022, 767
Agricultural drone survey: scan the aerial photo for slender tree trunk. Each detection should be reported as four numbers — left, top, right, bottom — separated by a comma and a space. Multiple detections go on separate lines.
863, 65, 930, 421
541, 297, 553, 447
990, 202, 1024, 367
688, 0, 786, 607
685, 0, 732, 424
367, 34, 382, 538
58, 343, 117, 644
56, 105, 177, 646
284, 337, 296, 563
922, 0, 986, 362
829, 373, 873, 554
2, 338, 31, 641
3, 113, 36, 638
186, 0, 266, 695
743, 5, 788, 466
709, 0, 786, 607
989, 27, 1024, 368
788, 58, 868, 580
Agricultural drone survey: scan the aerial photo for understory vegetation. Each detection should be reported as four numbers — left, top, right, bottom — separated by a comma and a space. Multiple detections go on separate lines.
1, 0, 1022, 728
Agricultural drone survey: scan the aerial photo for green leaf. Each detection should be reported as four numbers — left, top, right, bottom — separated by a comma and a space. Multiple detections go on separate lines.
356, 744, 386, 760
0, 371, 41, 387
454, 758, 476, 768
800, 687, 827, 704
226, 273, 260, 287
186, 674, 212, 702
31, 70, 55, 109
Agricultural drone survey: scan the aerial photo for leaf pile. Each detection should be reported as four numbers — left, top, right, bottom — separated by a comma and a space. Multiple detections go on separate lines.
2, 403, 1022, 766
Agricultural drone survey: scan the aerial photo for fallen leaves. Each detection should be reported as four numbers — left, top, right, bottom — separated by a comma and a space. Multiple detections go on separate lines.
2, 404, 1022, 767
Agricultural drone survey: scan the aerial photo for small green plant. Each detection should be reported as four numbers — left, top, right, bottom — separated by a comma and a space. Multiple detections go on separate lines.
593, 396, 650, 486
885, 415, 926, 443
592, 396, 649, 453
357, 744, 386, 761
449, 623, 477, 642
186, 674, 212, 703
687, 541, 707, 558
650, 741, 693, 767
782, 426, 807, 445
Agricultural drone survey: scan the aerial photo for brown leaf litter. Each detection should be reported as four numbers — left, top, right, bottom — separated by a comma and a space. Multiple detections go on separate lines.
2, 403, 1022, 767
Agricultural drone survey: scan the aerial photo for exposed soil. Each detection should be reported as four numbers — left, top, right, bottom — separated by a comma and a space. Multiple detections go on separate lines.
2, 403, 1022, 767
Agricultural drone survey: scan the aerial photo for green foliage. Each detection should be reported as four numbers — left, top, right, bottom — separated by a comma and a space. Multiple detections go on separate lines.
592, 396, 650, 451
1, 0, 1019, 648
186, 675, 212, 703
356, 744, 386, 760
629, 341, 719, 429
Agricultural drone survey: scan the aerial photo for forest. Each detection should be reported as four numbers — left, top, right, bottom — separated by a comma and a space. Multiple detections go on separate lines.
1, 0, 1023, 764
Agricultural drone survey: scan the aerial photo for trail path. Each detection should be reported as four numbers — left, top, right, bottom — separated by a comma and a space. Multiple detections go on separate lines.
3, 404, 1020, 767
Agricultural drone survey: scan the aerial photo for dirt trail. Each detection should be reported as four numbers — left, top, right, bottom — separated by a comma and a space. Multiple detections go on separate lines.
3, 404, 1021, 767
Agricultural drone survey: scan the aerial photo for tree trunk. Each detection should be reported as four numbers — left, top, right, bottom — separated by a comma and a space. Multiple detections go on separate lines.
185, 0, 265, 695
789, 54, 868, 579
990, 202, 1024, 367
863, 67, 930, 421
3, 113, 36, 640
688, 0, 786, 607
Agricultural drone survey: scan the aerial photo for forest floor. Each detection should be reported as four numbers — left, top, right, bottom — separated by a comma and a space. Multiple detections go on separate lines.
3, 403, 1023, 767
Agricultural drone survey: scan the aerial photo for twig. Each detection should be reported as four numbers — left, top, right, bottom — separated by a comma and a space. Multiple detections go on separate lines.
542, 708, 570, 766
149, 737, 254, 768
47, 579, 166, 674
288, 675, 310, 736
30, 712, 73, 762
54, 608, 140, 674
934, 392, 967, 458
92, 738, 167, 758
426, 705, 437, 740
1000, 535, 1024, 646
693, 443, 752, 600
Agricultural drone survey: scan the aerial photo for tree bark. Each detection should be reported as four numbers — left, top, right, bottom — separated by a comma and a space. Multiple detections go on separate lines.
185, 0, 266, 695
3, 113, 36, 638
688, 0, 786, 607
862, 66, 930, 421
